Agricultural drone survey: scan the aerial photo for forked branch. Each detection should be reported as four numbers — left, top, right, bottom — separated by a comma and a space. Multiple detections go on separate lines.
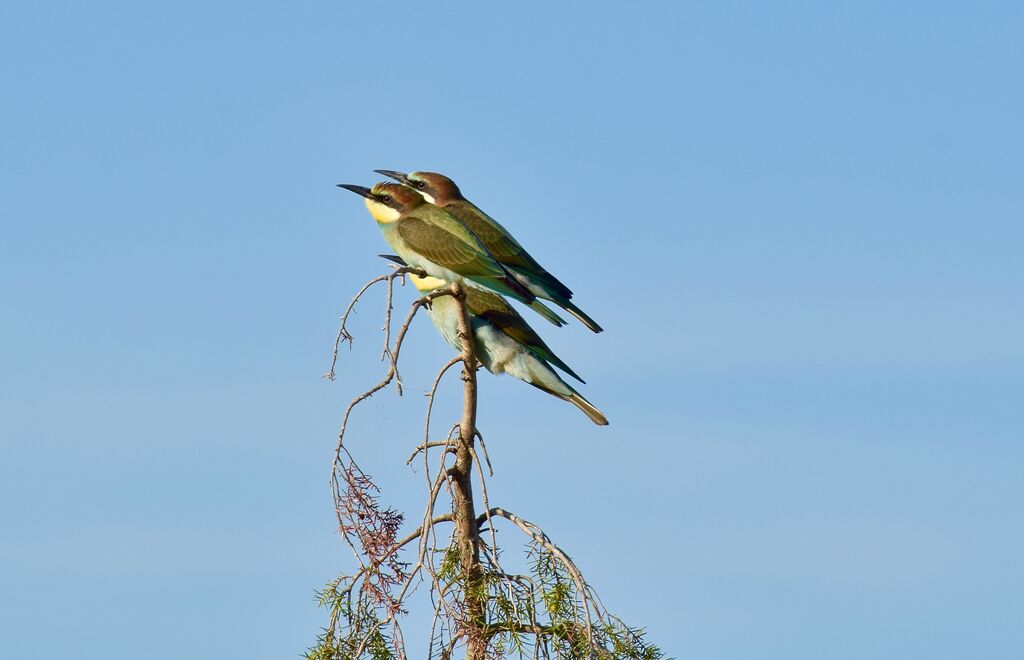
324, 265, 426, 382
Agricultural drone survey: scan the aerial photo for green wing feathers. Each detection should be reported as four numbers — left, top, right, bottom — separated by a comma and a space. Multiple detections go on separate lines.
527, 300, 567, 328
465, 287, 585, 384
399, 213, 538, 304
397, 216, 503, 278
528, 380, 608, 426
448, 201, 575, 301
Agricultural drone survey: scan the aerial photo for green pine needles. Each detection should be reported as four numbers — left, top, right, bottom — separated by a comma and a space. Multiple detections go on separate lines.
308, 539, 665, 659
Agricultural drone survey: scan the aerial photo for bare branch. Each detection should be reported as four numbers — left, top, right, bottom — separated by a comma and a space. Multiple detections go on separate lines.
330, 285, 456, 536
324, 266, 425, 381
475, 429, 493, 477
407, 355, 462, 465
470, 445, 499, 567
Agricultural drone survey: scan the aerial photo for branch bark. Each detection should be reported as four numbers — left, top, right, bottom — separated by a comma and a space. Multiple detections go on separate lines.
448, 281, 486, 659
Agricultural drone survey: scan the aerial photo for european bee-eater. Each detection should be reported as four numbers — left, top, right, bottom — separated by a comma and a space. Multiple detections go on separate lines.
410, 273, 608, 426
374, 170, 603, 333
338, 182, 567, 327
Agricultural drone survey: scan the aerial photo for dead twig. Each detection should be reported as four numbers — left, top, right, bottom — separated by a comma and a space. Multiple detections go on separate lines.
324, 266, 425, 381
330, 285, 456, 535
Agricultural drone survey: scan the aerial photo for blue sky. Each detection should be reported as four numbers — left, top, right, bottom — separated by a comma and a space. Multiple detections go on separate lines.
1, 1, 1021, 658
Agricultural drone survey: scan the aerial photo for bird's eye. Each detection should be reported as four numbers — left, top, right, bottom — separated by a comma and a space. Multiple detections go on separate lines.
381, 195, 393, 203
414, 180, 426, 189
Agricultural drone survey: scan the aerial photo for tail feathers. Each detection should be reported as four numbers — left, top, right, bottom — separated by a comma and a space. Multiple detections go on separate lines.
499, 269, 539, 304
547, 355, 585, 384
528, 379, 608, 426
559, 299, 603, 333
469, 274, 537, 307
528, 300, 568, 327
514, 269, 602, 333
513, 266, 574, 301
565, 392, 609, 426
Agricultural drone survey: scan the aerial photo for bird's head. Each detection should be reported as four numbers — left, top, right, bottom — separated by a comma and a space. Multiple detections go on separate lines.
374, 169, 464, 205
336, 181, 425, 223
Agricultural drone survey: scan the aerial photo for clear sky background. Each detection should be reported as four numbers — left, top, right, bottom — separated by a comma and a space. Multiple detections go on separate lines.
1, 2, 1022, 658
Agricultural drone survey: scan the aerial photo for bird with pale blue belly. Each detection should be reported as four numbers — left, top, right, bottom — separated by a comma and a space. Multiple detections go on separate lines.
374, 169, 603, 333
337, 182, 567, 328
410, 272, 608, 426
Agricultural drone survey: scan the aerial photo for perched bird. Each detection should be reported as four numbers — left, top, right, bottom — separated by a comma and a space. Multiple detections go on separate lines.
338, 182, 566, 327
374, 169, 603, 333
410, 273, 608, 426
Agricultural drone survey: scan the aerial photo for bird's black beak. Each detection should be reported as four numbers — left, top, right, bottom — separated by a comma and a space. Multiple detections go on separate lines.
336, 183, 375, 200
373, 169, 410, 185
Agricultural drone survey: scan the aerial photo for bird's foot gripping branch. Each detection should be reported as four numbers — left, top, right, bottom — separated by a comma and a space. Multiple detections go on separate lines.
309, 271, 665, 659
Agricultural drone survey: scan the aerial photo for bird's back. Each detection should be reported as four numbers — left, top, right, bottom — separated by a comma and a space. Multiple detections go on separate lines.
445, 199, 573, 301
463, 286, 584, 383
446, 200, 523, 253
413, 203, 488, 250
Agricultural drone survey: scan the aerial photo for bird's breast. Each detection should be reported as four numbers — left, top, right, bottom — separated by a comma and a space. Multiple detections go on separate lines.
473, 325, 520, 374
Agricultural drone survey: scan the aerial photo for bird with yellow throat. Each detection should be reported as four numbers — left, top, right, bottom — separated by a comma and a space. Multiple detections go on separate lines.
337, 181, 567, 327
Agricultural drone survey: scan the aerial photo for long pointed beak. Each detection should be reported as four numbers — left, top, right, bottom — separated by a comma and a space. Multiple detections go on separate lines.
336, 183, 375, 200
373, 169, 410, 185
